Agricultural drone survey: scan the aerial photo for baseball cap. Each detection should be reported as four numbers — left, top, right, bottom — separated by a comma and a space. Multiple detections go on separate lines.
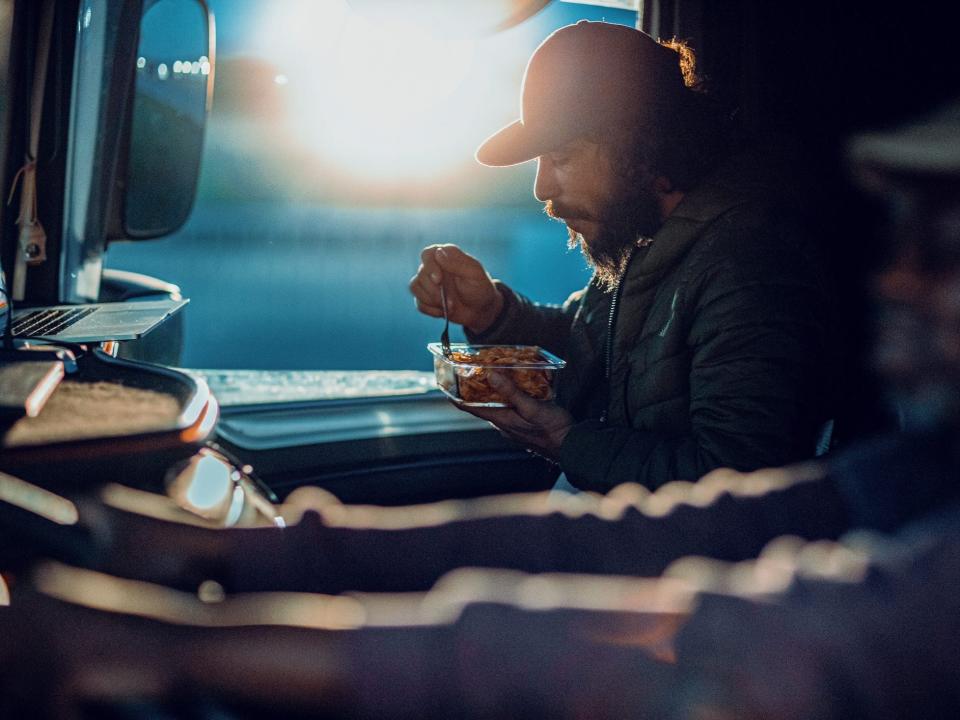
475, 21, 686, 167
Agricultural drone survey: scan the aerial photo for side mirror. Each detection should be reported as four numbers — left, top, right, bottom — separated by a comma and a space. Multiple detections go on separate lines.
112, 0, 214, 240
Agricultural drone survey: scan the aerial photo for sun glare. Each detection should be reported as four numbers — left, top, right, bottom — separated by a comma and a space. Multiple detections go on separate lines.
256, 0, 508, 182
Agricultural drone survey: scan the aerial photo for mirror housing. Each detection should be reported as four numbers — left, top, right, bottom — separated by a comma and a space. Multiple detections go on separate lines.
107, 0, 214, 241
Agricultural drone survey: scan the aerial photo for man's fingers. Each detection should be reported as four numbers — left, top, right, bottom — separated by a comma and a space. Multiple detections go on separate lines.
458, 404, 531, 435
411, 273, 444, 316
434, 245, 489, 283
414, 296, 443, 318
410, 270, 443, 316
450, 372, 571, 461
457, 373, 539, 422
487, 372, 542, 421
419, 245, 443, 268
420, 244, 481, 284
411, 262, 461, 311
409, 270, 440, 300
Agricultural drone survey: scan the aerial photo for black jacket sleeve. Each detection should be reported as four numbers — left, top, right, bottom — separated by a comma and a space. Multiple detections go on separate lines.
465, 281, 584, 361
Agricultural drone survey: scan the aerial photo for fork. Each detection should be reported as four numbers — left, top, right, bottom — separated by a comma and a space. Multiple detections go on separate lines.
439, 283, 452, 356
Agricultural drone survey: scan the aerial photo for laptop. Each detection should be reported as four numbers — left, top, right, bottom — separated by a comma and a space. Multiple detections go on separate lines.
7, 299, 189, 343
1, 271, 188, 343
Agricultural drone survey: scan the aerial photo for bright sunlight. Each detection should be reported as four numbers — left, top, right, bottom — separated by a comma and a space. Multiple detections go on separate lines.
254, 0, 523, 182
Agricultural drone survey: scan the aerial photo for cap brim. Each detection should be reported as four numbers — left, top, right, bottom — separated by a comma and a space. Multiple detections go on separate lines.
475, 119, 553, 167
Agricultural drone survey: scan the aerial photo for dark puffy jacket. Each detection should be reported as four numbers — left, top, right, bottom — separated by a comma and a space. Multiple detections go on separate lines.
470, 154, 835, 491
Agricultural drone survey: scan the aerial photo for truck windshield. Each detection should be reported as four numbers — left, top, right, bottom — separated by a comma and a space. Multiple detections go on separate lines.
103, 0, 636, 373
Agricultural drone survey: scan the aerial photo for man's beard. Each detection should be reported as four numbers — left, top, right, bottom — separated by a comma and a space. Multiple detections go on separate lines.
545, 184, 663, 291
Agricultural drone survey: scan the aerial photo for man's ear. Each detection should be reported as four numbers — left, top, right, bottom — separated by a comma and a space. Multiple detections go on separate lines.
653, 176, 674, 195
654, 175, 685, 219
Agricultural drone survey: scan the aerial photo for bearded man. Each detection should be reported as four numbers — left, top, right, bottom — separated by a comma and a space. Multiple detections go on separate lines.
411, 21, 835, 492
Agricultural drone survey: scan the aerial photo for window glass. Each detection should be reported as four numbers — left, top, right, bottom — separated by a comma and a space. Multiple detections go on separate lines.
105, 0, 636, 372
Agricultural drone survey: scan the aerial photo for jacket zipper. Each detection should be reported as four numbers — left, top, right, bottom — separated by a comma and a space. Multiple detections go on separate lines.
600, 247, 638, 424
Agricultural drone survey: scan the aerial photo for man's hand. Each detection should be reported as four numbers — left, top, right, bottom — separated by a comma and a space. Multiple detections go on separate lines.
410, 244, 504, 334
460, 371, 573, 461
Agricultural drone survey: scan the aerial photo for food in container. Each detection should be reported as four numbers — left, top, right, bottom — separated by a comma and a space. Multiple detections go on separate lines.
427, 343, 566, 407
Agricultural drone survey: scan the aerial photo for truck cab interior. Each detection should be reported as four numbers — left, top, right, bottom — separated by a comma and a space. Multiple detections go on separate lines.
1, 0, 957, 714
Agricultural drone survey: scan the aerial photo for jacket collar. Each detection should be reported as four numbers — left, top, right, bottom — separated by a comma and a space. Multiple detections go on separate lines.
625, 153, 761, 291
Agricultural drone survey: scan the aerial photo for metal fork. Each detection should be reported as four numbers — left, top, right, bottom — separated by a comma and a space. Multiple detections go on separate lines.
439, 283, 452, 356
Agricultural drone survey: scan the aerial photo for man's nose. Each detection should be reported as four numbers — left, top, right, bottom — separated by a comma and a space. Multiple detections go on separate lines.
533, 156, 558, 202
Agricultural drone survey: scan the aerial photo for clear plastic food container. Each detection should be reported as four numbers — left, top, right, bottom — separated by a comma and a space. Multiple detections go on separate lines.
427, 343, 566, 407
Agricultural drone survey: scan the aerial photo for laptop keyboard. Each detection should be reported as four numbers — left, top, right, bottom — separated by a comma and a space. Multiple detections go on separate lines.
11, 307, 98, 337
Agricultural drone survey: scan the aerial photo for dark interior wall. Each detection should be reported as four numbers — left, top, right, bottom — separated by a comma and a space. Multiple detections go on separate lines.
755, 2, 956, 138
648, 0, 959, 439
665, 1, 958, 139
746, 1, 958, 440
